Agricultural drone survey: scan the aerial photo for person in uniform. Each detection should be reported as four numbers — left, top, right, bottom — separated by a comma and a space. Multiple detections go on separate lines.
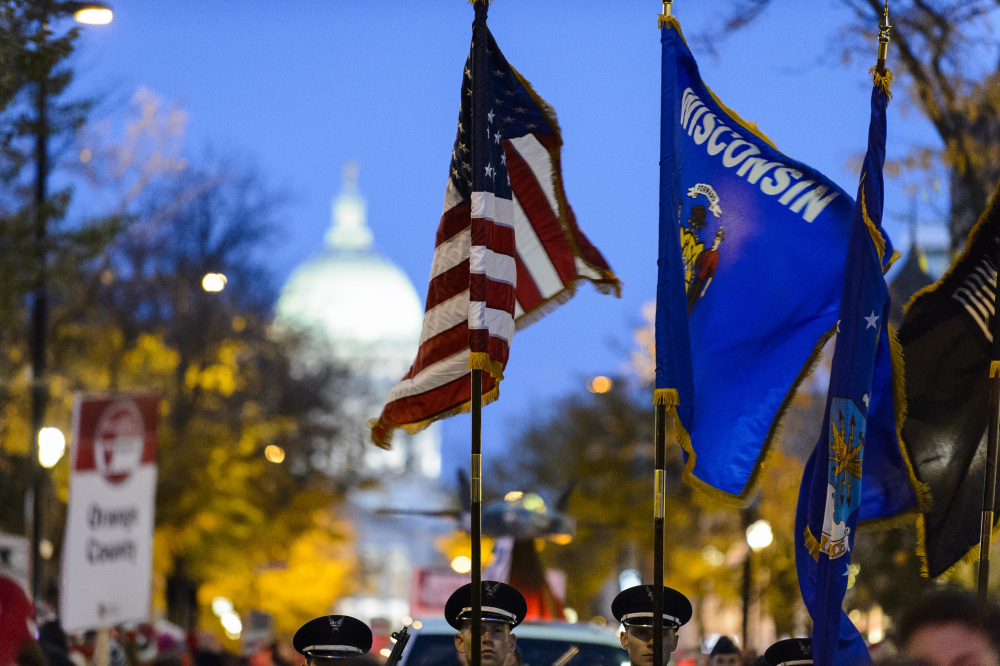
292, 615, 373, 666
763, 637, 812, 666
709, 636, 741, 666
445, 581, 527, 666
611, 585, 693, 666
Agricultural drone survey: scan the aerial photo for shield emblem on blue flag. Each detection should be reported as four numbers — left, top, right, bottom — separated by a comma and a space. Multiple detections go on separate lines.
822, 396, 866, 560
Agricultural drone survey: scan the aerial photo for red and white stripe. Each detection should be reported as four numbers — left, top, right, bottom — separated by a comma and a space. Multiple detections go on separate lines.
370, 128, 619, 448
468, 190, 517, 372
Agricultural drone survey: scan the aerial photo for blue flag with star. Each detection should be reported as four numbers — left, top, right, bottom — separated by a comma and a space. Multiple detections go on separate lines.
655, 18, 920, 521
794, 68, 895, 666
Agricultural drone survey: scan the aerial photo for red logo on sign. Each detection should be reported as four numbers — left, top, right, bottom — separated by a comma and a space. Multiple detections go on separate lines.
94, 401, 145, 484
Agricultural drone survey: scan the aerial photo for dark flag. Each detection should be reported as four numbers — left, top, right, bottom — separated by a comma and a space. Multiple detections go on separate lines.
656, 17, 919, 521
898, 177, 1000, 577
795, 65, 894, 666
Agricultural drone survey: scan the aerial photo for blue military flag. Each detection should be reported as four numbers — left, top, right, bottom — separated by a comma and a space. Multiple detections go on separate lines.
794, 65, 895, 666
656, 17, 919, 520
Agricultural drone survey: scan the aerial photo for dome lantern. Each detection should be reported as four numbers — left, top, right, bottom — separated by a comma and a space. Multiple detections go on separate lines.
326, 161, 373, 250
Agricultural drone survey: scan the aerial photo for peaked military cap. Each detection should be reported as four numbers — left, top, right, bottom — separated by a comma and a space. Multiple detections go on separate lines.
710, 635, 740, 656
763, 638, 812, 666
292, 615, 373, 659
445, 580, 527, 630
611, 585, 692, 629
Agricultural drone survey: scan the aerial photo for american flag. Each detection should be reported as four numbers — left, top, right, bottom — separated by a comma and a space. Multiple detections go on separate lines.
370, 3, 620, 449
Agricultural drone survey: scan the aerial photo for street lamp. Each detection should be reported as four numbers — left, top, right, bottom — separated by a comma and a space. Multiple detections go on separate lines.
746, 520, 773, 552
202, 272, 228, 292
73, 5, 113, 24
27, 0, 113, 602
742, 516, 772, 652
38, 427, 66, 469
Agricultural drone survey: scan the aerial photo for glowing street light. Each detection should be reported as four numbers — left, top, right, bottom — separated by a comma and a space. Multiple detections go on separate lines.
211, 596, 234, 617
451, 555, 472, 574
202, 273, 227, 292
742, 517, 773, 650
264, 444, 285, 463
38, 427, 66, 469
746, 519, 773, 552
220, 611, 242, 639
587, 376, 612, 394
74, 6, 113, 24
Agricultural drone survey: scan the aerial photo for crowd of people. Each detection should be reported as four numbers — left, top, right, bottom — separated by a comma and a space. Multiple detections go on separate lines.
3, 572, 999, 666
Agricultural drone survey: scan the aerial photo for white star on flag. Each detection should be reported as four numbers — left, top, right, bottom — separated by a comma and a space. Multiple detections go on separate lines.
864, 311, 879, 329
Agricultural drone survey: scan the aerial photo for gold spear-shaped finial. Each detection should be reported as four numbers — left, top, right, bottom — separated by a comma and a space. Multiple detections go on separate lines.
658, 0, 673, 28
877, 0, 891, 73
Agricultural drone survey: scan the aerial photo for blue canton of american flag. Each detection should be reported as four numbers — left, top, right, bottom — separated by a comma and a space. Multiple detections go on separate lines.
465, 0, 516, 378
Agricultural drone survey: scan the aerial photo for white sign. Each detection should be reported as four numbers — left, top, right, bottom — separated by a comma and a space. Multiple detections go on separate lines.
60, 394, 159, 632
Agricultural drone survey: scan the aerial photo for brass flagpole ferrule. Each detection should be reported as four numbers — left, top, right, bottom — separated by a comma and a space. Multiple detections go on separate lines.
654, 469, 666, 519
658, 0, 673, 28
472, 453, 482, 502
877, 1, 891, 72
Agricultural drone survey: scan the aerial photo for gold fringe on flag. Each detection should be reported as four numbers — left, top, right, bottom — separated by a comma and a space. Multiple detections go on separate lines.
991, 361, 1000, 378
804, 527, 822, 561
508, 64, 623, 304
368, 383, 501, 450
653, 388, 679, 407
868, 65, 895, 100
860, 183, 887, 266
658, 16, 680, 32
468, 352, 505, 381
885, 322, 933, 514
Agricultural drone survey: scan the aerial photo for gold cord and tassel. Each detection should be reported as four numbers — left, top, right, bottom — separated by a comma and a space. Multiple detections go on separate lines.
658, 1, 672, 28
870, 0, 895, 98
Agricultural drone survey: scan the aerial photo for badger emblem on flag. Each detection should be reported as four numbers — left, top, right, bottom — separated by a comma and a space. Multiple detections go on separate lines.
819, 397, 866, 560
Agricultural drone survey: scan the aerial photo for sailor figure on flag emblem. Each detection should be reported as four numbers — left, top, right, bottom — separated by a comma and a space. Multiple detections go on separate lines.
821, 396, 866, 560
680, 182, 726, 314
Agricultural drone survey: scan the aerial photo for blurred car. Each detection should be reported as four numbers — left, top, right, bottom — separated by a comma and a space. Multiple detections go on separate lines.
396, 618, 627, 666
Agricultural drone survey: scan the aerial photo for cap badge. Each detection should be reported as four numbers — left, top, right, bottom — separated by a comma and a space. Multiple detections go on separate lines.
483, 581, 500, 598
328, 616, 343, 631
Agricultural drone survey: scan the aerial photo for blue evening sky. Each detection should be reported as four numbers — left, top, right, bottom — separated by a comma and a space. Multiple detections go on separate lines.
67, 1, 946, 487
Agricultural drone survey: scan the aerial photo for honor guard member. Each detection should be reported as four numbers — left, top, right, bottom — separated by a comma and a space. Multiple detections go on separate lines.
293, 615, 373, 666
709, 636, 741, 666
611, 585, 693, 666
763, 638, 812, 666
445, 580, 527, 666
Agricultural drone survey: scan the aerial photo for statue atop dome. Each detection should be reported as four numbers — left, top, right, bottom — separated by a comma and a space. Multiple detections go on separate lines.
326, 161, 373, 250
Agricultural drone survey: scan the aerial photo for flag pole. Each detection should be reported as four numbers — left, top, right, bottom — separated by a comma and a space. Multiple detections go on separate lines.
654, 404, 667, 666
471, 368, 483, 666
979, 251, 1000, 598
654, 3, 673, 665
469, 2, 485, 661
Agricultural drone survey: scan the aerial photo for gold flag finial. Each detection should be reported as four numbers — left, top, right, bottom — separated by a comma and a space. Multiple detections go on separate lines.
877, 1, 891, 72
658, 0, 673, 28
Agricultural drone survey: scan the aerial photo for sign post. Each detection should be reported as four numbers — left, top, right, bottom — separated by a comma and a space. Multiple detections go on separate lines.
60, 393, 160, 633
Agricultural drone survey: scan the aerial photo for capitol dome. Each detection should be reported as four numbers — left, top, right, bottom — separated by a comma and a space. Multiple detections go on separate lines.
275, 163, 424, 382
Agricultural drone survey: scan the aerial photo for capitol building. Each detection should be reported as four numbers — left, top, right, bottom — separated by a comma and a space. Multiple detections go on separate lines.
275, 163, 454, 630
